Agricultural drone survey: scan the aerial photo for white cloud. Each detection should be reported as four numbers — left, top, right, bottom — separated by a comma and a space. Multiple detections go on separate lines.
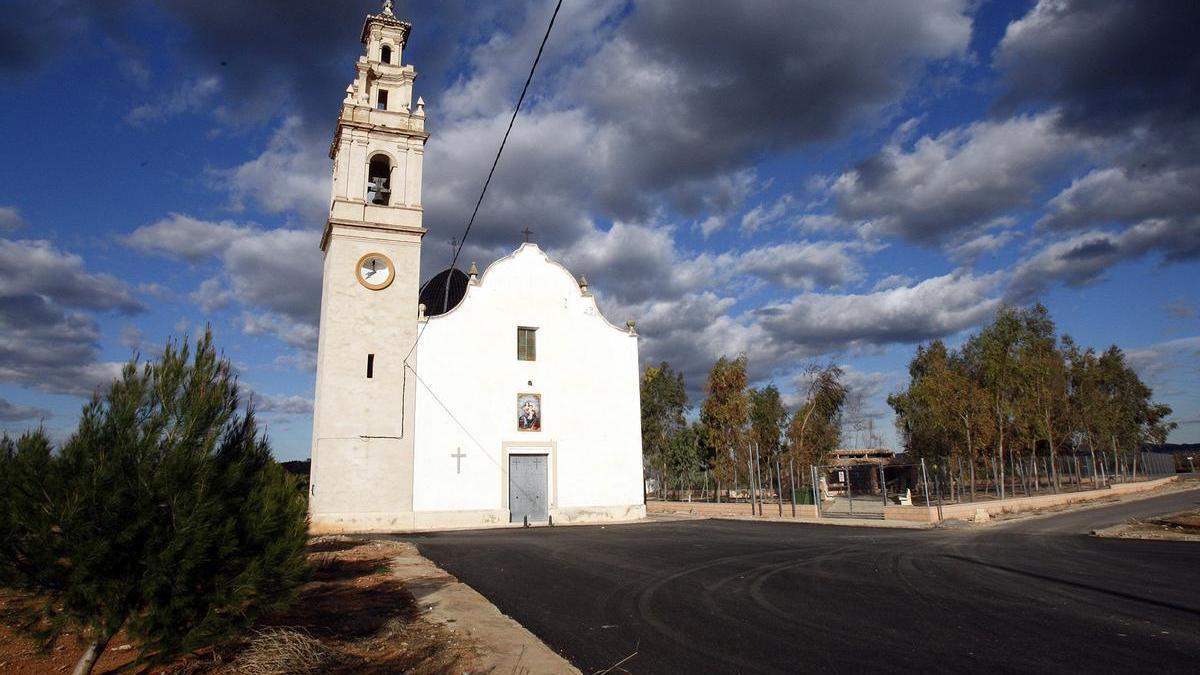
125, 213, 250, 262
834, 113, 1079, 245
872, 274, 913, 292
0, 206, 27, 232
0, 238, 140, 396
1009, 217, 1200, 301
1126, 336, 1200, 417
251, 392, 314, 415
242, 311, 318, 352
191, 277, 234, 313
0, 239, 142, 313
412, 0, 974, 248
946, 227, 1019, 264
217, 116, 329, 225
122, 216, 322, 358
740, 195, 794, 235
0, 397, 52, 423
119, 324, 143, 352
756, 270, 1004, 358
125, 75, 221, 126
1165, 298, 1197, 320
733, 240, 873, 290
1039, 165, 1200, 233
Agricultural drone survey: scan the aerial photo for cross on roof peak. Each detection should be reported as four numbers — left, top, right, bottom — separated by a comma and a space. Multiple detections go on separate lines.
521, 226, 534, 243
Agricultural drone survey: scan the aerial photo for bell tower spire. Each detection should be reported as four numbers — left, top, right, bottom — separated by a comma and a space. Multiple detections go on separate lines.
309, 5, 429, 533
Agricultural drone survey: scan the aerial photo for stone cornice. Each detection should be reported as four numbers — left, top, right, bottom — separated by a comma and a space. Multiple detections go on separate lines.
361, 13, 411, 45
321, 217, 427, 251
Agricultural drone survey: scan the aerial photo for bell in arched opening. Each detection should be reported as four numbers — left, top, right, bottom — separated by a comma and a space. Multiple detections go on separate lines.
367, 155, 392, 205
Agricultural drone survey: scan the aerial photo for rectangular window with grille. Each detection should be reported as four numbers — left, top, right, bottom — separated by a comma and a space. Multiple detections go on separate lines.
517, 327, 537, 361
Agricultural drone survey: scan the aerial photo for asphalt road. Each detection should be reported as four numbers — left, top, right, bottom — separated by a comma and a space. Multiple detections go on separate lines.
407, 489, 1200, 674
991, 486, 1200, 534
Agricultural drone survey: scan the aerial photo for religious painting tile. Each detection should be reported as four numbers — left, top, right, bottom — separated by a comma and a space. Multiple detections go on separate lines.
517, 393, 541, 431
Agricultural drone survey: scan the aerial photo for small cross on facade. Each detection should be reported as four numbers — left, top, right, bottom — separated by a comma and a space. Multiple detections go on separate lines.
521, 226, 534, 243
451, 447, 467, 474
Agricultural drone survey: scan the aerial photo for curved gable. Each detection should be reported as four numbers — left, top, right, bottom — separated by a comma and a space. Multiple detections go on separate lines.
425, 243, 629, 334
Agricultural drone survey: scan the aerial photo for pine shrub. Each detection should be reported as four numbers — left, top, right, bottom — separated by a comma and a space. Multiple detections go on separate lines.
0, 331, 309, 675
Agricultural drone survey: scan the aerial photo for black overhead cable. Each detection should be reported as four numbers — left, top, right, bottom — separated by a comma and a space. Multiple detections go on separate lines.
403, 0, 563, 366
448, 0, 563, 274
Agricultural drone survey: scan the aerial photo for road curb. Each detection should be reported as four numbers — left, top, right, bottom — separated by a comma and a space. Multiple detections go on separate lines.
388, 541, 580, 674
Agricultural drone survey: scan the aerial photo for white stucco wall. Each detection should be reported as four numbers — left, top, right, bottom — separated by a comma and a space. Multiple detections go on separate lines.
412, 244, 645, 527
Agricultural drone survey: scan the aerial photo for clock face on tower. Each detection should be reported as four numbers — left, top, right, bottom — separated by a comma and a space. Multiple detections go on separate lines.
356, 252, 394, 290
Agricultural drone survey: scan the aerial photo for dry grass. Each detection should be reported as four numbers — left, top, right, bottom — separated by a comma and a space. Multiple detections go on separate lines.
228, 627, 359, 675
0, 537, 479, 674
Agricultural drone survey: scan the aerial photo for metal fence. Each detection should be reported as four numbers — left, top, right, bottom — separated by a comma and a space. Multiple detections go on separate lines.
647, 450, 1182, 518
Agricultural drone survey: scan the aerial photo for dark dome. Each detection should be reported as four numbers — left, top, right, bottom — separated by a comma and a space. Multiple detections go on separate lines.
419, 267, 469, 316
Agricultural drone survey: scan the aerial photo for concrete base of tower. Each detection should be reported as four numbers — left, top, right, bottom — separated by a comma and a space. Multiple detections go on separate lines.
309, 510, 417, 535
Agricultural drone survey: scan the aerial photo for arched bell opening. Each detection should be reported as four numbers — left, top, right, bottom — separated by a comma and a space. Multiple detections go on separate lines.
380, 45, 392, 64
367, 155, 392, 205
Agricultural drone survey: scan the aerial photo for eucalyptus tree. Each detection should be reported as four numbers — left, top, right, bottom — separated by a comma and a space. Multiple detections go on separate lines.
665, 422, 707, 497
640, 362, 689, 496
938, 349, 993, 499
888, 342, 953, 464
787, 363, 846, 468
1015, 304, 1069, 490
962, 307, 1023, 499
750, 384, 789, 458
700, 355, 749, 493
1064, 337, 1104, 482
1095, 346, 1175, 476
889, 342, 991, 498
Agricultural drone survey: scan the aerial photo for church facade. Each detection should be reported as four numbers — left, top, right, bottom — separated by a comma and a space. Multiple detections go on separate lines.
308, 4, 645, 534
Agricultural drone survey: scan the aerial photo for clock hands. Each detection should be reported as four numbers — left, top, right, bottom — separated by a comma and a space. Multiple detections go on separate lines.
363, 259, 387, 280
359, 255, 390, 287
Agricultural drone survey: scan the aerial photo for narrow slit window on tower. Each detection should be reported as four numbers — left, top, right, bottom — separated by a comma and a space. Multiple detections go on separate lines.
367, 155, 391, 205
367, 353, 375, 379
517, 327, 537, 361
377, 88, 389, 110
380, 45, 392, 64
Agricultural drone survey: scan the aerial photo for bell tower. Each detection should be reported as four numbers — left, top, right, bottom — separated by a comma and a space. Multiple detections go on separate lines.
309, 1, 427, 533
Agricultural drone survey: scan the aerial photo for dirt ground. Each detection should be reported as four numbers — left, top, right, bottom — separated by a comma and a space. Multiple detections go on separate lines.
1100, 508, 1200, 542
0, 539, 480, 674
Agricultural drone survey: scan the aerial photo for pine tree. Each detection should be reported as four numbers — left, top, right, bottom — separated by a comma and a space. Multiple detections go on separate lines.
0, 331, 309, 675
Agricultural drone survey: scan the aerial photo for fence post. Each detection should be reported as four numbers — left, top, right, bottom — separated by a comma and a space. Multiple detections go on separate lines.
747, 456, 756, 516
879, 463, 887, 510
920, 458, 931, 512
789, 458, 797, 518
846, 465, 854, 515
754, 442, 765, 515
810, 465, 821, 518
934, 475, 944, 523
776, 458, 784, 517
758, 444, 767, 515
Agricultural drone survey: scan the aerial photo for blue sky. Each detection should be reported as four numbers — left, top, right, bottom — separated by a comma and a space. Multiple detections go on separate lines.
1, 0, 1197, 460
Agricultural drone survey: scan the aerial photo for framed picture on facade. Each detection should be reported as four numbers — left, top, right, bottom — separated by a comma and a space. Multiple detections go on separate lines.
517, 393, 541, 431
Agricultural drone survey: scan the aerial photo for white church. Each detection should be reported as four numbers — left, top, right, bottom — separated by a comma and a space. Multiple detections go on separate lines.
308, 4, 646, 533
